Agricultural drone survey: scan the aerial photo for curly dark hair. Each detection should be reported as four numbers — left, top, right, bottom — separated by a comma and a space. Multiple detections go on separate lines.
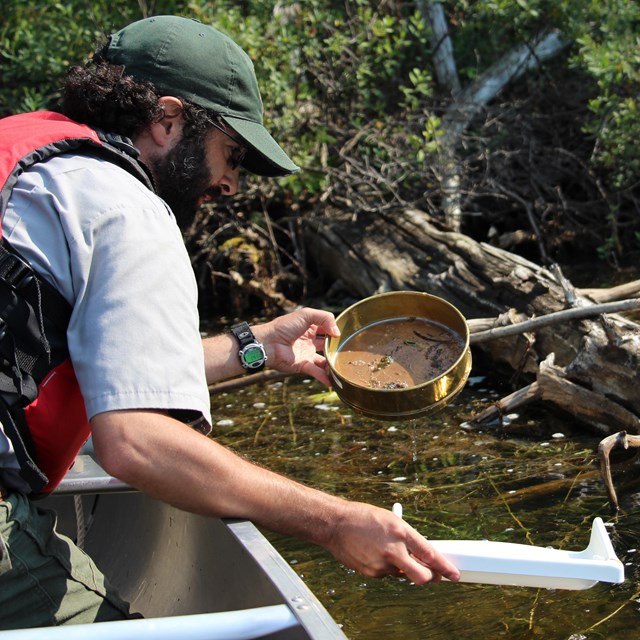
60, 43, 229, 229
61, 43, 212, 139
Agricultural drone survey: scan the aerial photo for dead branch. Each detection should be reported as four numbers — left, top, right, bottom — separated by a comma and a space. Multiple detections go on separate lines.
417, 1, 460, 94
598, 431, 640, 510
536, 356, 640, 435
441, 31, 571, 145
469, 298, 640, 344
466, 352, 640, 436
209, 370, 289, 395
462, 381, 541, 428
579, 280, 640, 304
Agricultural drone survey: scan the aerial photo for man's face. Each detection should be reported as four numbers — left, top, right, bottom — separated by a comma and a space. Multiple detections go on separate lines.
148, 123, 245, 231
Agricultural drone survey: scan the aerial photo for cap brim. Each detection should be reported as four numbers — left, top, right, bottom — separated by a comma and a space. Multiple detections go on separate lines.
222, 115, 299, 177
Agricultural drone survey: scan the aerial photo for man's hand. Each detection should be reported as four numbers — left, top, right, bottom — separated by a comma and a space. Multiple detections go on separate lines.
253, 307, 340, 386
320, 501, 461, 585
203, 307, 339, 386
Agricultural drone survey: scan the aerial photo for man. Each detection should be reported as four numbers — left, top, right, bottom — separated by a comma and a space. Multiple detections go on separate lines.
0, 15, 460, 628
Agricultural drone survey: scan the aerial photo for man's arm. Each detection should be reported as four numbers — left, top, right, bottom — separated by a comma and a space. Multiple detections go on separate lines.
90, 409, 460, 585
202, 307, 340, 386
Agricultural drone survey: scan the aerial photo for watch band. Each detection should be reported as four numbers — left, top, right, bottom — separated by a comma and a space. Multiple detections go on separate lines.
230, 322, 267, 372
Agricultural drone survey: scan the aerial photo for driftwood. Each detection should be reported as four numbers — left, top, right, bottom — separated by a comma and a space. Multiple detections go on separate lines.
212, 299, 640, 415
470, 353, 640, 437
220, 208, 640, 439
210, 208, 640, 504
302, 208, 640, 510
598, 432, 640, 510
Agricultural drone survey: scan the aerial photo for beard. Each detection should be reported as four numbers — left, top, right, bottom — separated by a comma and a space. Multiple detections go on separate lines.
148, 129, 220, 231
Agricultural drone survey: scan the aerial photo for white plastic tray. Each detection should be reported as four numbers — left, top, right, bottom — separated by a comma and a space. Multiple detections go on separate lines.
393, 504, 625, 590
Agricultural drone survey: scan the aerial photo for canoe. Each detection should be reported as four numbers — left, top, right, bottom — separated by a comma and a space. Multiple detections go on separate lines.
0, 455, 348, 640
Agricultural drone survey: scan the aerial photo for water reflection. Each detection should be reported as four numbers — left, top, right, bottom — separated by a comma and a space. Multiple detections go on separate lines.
210, 374, 640, 639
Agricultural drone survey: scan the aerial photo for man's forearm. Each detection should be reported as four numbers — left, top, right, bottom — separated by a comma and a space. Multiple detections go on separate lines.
202, 333, 245, 385
90, 409, 342, 546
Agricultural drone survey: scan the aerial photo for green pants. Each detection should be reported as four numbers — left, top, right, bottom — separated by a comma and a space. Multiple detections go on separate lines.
0, 492, 133, 629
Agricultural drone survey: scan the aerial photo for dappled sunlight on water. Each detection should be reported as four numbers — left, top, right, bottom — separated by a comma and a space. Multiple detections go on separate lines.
210, 374, 640, 639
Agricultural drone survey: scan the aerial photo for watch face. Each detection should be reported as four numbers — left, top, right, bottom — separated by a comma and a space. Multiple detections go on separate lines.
240, 344, 266, 370
243, 346, 264, 365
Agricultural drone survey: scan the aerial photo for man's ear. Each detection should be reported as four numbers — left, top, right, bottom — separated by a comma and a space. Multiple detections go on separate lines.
148, 96, 185, 147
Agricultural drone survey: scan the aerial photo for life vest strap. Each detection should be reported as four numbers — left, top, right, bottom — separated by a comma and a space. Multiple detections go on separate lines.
0, 394, 47, 492
0, 241, 72, 333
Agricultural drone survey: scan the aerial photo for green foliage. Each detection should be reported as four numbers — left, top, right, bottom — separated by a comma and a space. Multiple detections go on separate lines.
4, 0, 637, 191
0, 1, 146, 114
571, 0, 640, 189
2, 0, 639, 271
183, 1, 440, 201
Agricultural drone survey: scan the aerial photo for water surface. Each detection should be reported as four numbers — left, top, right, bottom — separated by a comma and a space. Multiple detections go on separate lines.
210, 373, 640, 639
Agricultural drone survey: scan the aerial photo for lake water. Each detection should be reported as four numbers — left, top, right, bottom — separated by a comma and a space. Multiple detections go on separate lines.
210, 372, 640, 639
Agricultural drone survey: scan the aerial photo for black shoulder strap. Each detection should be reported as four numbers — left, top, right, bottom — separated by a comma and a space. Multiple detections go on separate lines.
0, 399, 47, 492
0, 240, 72, 334
0, 238, 73, 494
93, 131, 156, 192
0, 238, 71, 398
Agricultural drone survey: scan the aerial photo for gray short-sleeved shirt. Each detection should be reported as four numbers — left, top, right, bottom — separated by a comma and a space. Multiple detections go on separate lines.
0, 151, 212, 486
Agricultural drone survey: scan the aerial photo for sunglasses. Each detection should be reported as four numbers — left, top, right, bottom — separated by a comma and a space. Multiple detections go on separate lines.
209, 120, 248, 170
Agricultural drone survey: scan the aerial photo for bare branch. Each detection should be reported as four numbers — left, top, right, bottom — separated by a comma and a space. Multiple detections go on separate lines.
598, 431, 640, 510
441, 30, 572, 145
470, 298, 640, 344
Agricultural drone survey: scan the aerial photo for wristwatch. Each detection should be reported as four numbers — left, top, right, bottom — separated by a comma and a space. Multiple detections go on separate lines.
230, 322, 268, 372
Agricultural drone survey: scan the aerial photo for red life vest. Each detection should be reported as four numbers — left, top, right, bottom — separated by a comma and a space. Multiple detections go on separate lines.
0, 111, 153, 495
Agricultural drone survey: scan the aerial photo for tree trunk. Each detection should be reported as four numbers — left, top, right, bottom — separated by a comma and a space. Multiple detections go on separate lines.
419, 15, 572, 231
304, 208, 640, 434
417, 1, 460, 95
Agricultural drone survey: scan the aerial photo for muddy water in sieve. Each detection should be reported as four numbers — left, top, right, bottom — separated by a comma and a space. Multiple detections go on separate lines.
333, 318, 465, 389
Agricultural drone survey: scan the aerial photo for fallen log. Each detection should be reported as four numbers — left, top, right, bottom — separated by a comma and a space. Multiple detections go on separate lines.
212, 209, 640, 503
304, 208, 640, 435
469, 354, 640, 436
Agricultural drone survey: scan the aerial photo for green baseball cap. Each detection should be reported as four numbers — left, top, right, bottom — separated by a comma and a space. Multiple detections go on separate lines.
106, 15, 299, 177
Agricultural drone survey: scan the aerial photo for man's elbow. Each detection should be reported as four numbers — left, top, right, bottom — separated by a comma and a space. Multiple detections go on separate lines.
90, 410, 141, 482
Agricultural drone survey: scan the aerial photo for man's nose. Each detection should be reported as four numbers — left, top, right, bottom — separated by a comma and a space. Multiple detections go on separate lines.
219, 170, 240, 197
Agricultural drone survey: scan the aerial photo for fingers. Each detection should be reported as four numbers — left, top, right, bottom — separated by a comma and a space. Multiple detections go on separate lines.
298, 308, 340, 339
402, 533, 460, 585
365, 517, 459, 585
357, 540, 455, 586
388, 506, 459, 584
387, 548, 455, 586
327, 504, 460, 587
300, 354, 332, 386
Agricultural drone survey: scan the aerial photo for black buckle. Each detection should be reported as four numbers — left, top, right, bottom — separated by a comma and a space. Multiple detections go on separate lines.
0, 251, 34, 291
